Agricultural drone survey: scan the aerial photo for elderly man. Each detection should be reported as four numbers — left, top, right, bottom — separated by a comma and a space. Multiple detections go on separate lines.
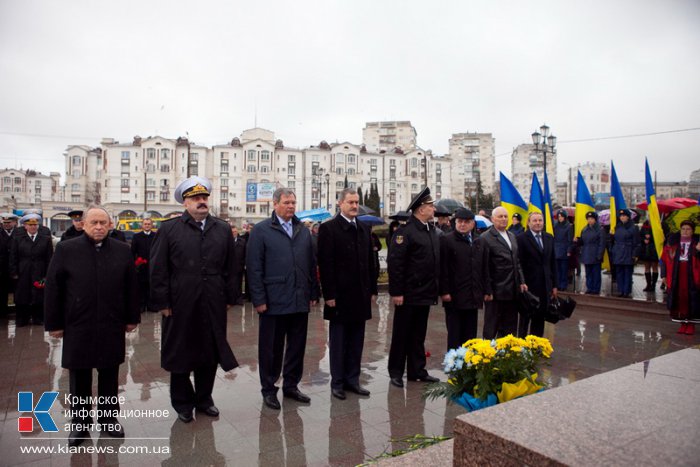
318, 188, 377, 400
10, 214, 53, 327
45, 206, 140, 447
131, 218, 156, 312
246, 188, 319, 410
60, 210, 85, 241
439, 208, 482, 350
387, 187, 441, 388
0, 213, 19, 318
516, 212, 557, 337
478, 206, 527, 339
150, 176, 239, 423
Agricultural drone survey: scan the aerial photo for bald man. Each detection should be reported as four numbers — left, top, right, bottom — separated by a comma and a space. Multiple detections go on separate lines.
477, 206, 527, 339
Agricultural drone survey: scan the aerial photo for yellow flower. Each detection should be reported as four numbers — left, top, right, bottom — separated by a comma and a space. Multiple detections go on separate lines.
496, 334, 527, 350
462, 338, 483, 349
471, 355, 483, 365
510, 346, 522, 353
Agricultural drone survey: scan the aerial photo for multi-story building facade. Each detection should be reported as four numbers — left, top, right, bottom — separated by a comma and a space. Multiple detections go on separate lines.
448, 132, 496, 203
619, 181, 688, 207
559, 162, 610, 206
0, 168, 61, 206
62, 128, 452, 224
362, 121, 417, 154
511, 143, 558, 204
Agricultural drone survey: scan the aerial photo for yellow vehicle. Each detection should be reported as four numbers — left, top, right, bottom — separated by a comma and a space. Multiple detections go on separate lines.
116, 218, 167, 234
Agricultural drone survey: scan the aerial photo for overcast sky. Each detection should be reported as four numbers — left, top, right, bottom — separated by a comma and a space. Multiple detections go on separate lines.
1, 0, 699, 186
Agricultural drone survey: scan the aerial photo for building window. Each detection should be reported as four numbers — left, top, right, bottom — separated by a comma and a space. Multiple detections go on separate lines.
220, 151, 228, 158
221, 161, 229, 173
261, 150, 270, 161
160, 164, 170, 172
247, 165, 256, 173
121, 179, 129, 187
260, 204, 269, 215
190, 166, 198, 176
246, 204, 256, 213
247, 150, 256, 161
121, 151, 130, 160
288, 154, 295, 162
261, 166, 269, 174
190, 153, 198, 161
336, 167, 343, 175
336, 153, 345, 163
71, 194, 80, 202
72, 156, 81, 166
147, 191, 156, 201
347, 168, 355, 175
14, 187, 21, 192
160, 192, 169, 202
147, 148, 156, 159
14, 177, 21, 185
2, 177, 10, 184
2, 187, 9, 192
411, 158, 418, 168
147, 178, 156, 187
161, 149, 169, 159
336, 181, 344, 189
288, 165, 295, 176
348, 154, 356, 164
288, 181, 295, 190
71, 183, 80, 191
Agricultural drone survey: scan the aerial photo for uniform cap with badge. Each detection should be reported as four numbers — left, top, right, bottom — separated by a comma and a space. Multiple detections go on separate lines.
174, 176, 213, 204
20, 213, 41, 226
68, 210, 84, 221
1, 212, 18, 221
453, 207, 475, 220
585, 211, 598, 220
407, 186, 434, 213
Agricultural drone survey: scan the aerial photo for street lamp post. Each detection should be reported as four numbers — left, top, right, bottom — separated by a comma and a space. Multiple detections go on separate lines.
325, 173, 330, 211
531, 124, 557, 185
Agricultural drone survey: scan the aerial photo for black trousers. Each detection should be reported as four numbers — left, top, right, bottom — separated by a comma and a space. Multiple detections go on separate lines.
388, 304, 430, 380
445, 307, 478, 351
328, 320, 366, 390
170, 365, 218, 413
137, 280, 150, 311
69, 366, 119, 422
517, 305, 546, 338
258, 312, 308, 396
15, 304, 42, 326
0, 277, 8, 317
482, 300, 518, 340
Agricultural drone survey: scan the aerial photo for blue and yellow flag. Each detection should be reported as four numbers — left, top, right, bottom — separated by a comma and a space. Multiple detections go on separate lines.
500, 172, 528, 228
609, 161, 626, 235
574, 170, 595, 238
645, 158, 664, 257
543, 171, 554, 235
528, 172, 545, 218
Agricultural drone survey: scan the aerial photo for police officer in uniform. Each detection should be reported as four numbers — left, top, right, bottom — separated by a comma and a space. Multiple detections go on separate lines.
609, 208, 641, 298
0, 213, 19, 318
61, 210, 85, 241
508, 213, 525, 236
149, 176, 239, 423
387, 187, 440, 388
131, 217, 156, 311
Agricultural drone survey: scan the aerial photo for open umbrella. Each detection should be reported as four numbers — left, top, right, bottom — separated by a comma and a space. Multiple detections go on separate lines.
663, 205, 700, 234
636, 197, 697, 214
475, 215, 492, 229
294, 208, 332, 222
358, 215, 385, 226
388, 210, 410, 221
358, 205, 376, 216
598, 209, 638, 226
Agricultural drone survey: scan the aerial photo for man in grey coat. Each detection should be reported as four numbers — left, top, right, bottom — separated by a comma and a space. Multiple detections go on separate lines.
478, 206, 528, 339
246, 188, 320, 410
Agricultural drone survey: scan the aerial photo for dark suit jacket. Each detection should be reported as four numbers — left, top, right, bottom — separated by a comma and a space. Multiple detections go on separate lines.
517, 230, 558, 310
318, 215, 377, 322
232, 235, 247, 277
131, 231, 155, 283
439, 231, 483, 310
478, 227, 525, 301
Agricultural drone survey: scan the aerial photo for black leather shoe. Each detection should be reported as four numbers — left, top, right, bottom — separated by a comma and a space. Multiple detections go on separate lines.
99, 419, 125, 438
331, 388, 346, 400
408, 375, 440, 383
263, 394, 281, 410
344, 384, 370, 396
390, 377, 404, 388
177, 411, 193, 423
68, 428, 90, 447
283, 388, 311, 403
197, 405, 219, 417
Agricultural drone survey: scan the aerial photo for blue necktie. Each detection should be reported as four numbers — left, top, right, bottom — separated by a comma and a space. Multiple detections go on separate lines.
284, 222, 293, 238
536, 233, 543, 250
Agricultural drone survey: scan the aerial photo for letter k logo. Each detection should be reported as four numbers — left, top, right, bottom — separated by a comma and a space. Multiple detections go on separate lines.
18, 392, 59, 432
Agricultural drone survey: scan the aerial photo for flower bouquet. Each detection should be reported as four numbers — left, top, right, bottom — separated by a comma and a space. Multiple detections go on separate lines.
33, 279, 46, 289
135, 257, 148, 269
423, 335, 553, 411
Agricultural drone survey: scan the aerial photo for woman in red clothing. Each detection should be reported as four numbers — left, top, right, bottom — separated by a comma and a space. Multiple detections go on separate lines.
661, 220, 700, 335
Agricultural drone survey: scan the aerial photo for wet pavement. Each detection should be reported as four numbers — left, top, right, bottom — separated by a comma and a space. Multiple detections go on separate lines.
1, 294, 698, 466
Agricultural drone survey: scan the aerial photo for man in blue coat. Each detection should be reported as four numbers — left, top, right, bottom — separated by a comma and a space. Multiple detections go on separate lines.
609, 209, 641, 298
247, 188, 320, 410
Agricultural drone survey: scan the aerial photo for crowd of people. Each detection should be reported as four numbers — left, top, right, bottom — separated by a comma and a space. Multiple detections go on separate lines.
0, 179, 698, 447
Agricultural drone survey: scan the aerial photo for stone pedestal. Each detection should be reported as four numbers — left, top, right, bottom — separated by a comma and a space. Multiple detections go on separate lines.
454, 348, 700, 466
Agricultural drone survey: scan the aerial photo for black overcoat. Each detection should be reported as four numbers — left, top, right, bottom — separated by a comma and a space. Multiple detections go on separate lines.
517, 231, 558, 310
60, 226, 83, 242
44, 235, 140, 369
388, 216, 440, 306
10, 232, 53, 305
131, 231, 155, 283
318, 215, 378, 322
478, 227, 525, 301
149, 212, 239, 373
439, 231, 483, 310
0, 229, 16, 280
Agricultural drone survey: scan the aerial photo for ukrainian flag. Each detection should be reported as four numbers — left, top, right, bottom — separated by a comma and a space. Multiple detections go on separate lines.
574, 170, 595, 238
645, 158, 665, 258
543, 171, 554, 235
609, 161, 627, 235
500, 172, 528, 228
528, 172, 545, 218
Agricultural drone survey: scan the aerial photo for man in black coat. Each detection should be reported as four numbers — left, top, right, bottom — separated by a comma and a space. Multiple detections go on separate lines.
318, 188, 378, 400
387, 187, 441, 388
516, 212, 557, 337
230, 225, 246, 305
439, 208, 483, 350
44, 206, 140, 447
131, 218, 156, 312
150, 176, 239, 423
60, 210, 85, 241
10, 214, 53, 326
0, 213, 19, 318
479, 206, 528, 339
